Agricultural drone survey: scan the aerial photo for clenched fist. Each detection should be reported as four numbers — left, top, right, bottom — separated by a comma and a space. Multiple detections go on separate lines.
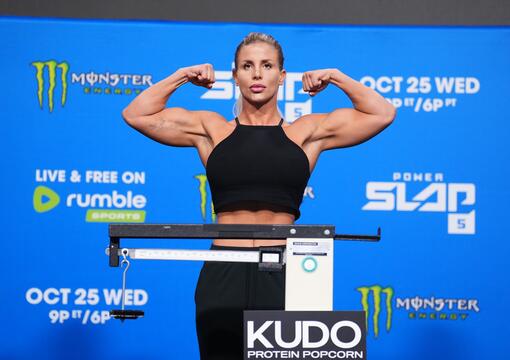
181, 63, 216, 89
302, 69, 338, 96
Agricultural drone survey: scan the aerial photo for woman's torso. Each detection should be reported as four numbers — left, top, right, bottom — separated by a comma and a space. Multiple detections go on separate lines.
195, 115, 321, 247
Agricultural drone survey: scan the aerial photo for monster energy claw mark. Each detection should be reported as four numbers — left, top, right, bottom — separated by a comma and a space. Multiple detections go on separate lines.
357, 285, 394, 338
32, 60, 69, 112
195, 174, 216, 223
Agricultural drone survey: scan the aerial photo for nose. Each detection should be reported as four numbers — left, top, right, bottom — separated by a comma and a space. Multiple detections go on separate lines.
252, 67, 262, 79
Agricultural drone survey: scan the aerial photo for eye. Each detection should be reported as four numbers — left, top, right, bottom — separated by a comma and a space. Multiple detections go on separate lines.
243, 63, 251, 70
264, 63, 272, 69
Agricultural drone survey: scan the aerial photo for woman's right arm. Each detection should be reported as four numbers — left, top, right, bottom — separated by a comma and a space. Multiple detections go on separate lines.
122, 64, 216, 147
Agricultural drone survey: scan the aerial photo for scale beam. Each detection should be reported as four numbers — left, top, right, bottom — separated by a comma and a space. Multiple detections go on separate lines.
108, 223, 380, 267
109, 223, 335, 239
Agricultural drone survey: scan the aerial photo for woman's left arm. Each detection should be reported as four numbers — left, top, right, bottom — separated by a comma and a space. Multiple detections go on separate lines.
301, 68, 397, 150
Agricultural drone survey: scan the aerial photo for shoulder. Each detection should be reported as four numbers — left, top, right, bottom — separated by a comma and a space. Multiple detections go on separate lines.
291, 113, 326, 126
194, 111, 236, 142
192, 110, 230, 130
285, 113, 328, 143
193, 110, 228, 123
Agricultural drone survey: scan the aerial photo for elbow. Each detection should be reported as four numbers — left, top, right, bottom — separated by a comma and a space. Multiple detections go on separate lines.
122, 107, 139, 128
383, 104, 397, 126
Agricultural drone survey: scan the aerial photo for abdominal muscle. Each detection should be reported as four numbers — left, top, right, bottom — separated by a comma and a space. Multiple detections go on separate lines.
213, 204, 294, 247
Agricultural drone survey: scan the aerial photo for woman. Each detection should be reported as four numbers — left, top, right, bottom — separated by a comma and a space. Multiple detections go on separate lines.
122, 32, 395, 359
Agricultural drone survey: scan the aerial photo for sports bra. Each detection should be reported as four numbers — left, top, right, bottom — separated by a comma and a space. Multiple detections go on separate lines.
206, 117, 311, 220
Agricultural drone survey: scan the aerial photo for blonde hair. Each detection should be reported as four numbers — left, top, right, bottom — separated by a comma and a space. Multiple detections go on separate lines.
234, 32, 284, 71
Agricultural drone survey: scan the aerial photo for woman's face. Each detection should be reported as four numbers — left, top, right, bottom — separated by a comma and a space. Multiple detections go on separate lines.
233, 42, 286, 105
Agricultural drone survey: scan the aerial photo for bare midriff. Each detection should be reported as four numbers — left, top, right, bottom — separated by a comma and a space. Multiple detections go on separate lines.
213, 203, 294, 247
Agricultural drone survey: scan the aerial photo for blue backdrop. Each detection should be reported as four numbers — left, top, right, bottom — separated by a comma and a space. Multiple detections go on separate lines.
2, 17, 509, 359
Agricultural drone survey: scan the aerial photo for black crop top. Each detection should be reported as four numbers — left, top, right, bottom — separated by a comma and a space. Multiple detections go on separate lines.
206, 117, 311, 220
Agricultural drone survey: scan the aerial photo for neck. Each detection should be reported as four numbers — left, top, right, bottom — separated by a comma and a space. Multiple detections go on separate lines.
239, 97, 281, 125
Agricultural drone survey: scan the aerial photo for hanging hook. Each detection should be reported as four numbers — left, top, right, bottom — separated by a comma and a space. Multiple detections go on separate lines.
120, 248, 130, 311
110, 248, 144, 321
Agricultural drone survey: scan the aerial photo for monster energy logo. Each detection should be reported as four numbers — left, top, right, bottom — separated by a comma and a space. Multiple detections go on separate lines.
357, 285, 394, 338
32, 60, 70, 112
195, 174, 216, 222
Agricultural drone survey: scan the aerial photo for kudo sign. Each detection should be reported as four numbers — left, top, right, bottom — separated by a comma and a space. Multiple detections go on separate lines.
244, 311, 366, 359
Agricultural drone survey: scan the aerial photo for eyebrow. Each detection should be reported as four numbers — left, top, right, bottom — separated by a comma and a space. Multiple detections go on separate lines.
241, 59, 275, 64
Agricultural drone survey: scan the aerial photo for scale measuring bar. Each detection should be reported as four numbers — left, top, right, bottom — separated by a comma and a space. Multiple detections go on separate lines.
108, 247, 286, 271
108, 248, 276, 263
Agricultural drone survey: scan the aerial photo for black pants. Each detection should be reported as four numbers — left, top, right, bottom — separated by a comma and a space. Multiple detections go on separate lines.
195, 245, 285, 360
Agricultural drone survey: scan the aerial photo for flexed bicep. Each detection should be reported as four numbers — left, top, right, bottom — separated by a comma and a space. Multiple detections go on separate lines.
122, 64, 219, 147
126, 108, 210, 147
301, 108, 395, 151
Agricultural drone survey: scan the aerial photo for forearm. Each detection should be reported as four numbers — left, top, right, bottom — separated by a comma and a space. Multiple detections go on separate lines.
329, 69, 395, 117
122, 69, 189, 119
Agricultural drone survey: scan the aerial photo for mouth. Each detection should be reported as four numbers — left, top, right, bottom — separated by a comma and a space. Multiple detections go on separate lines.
249, 84, 266, 93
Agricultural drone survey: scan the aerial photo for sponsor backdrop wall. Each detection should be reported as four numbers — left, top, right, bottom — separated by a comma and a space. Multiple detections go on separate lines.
2, 17, 509, 359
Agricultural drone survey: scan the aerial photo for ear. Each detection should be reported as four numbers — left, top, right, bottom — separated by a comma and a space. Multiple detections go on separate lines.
232, 68, 238, 85
279, 69, 286, 85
